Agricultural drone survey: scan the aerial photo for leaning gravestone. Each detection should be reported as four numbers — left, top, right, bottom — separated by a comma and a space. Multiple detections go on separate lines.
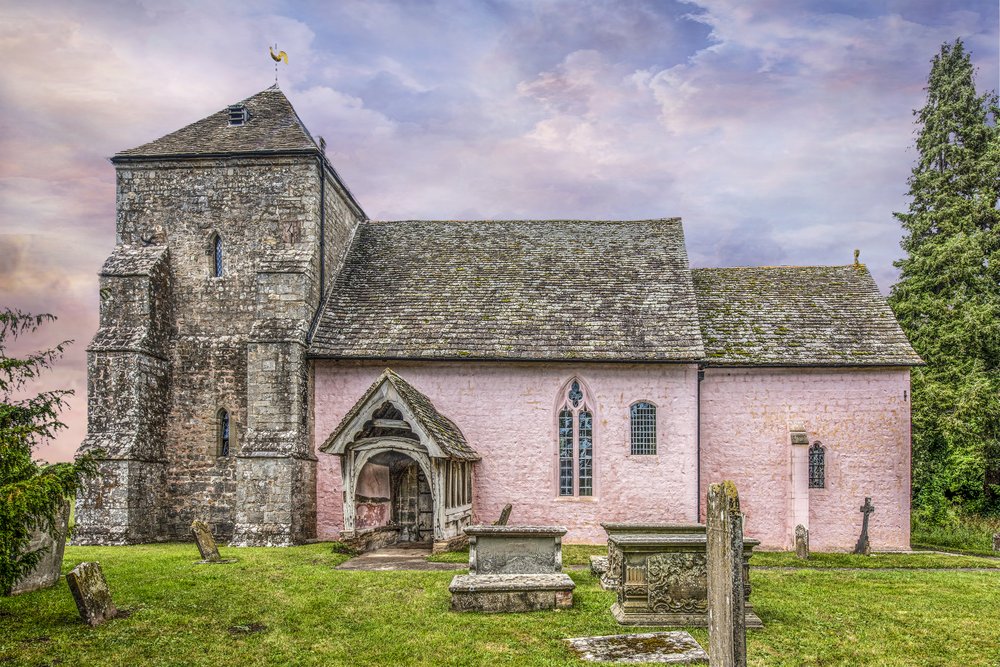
66, 562, 119, 626
10, 501, 70, 595
493, 503, 513, 526
707, 481, 746, 667
191, 520, 234, 563
854, 497, 875, 556
992, 533, 1000, 553
795, 524, 809, 560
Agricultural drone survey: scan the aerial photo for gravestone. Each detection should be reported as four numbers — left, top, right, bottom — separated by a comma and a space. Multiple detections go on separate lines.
854, 497, 875, 556
600, 522, 705, 591
191, 520, 235, 563
191, 520, 221, 561
795, 524, 809, 559
10, 501, 70, 595
707, 481, 746, 667
493, 503, 513, 526
65, 562, 119, 626
992, 533, 1000, 553
449, 525, 574, 612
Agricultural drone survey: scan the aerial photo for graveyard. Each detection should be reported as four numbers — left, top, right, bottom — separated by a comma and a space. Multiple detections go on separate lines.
3, 540, 999, 666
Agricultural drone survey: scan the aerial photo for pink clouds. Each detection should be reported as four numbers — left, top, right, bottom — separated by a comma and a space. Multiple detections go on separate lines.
1, 0, 996, 461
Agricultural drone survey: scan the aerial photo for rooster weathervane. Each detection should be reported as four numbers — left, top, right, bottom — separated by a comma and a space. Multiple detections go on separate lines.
269, 44, 288, 84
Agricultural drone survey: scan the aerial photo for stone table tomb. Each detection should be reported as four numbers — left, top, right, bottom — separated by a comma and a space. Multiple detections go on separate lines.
449, 525, 575, 612
609, 531, 762, 628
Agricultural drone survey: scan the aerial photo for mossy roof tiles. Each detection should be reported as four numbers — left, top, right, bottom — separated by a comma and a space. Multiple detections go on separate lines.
309, 219, 706, 361
691, 266, 922, 366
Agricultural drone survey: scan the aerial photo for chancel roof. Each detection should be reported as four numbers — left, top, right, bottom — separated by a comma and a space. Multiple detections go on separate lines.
691, 266, 922, 366
310, 219, 706, 361
114, 86, 318, 159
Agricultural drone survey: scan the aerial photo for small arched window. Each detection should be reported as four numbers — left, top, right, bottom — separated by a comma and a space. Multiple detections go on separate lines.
212, 234, 224, 277
557, 379, 594, 497
809, 441, 825, 488
630, 402, 657, 455
217, 409, 231, 457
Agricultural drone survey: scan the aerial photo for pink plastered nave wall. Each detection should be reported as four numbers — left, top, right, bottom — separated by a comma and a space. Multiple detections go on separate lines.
314, 361, 701, 543
313, 361, 912, 549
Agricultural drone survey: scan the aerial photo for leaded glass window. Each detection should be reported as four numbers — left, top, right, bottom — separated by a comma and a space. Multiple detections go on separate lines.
218, 409, 231, 457
630, 402, 657, 455
578, 410, 593, 496
809, 442, 825, 488
558, 409, 574, 496
213, 234, 223, 277
557, 379, 595, 497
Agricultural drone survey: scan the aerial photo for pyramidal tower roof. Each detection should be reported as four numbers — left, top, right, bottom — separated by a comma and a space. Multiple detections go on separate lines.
114, 85, 319, 159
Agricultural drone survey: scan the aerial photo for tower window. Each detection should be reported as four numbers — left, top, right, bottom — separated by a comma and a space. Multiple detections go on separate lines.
212, 234, 223, 277
217, 409, 231, 457
228, 104, 249, 126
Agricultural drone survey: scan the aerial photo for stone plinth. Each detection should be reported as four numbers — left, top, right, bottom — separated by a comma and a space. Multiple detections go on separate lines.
565, 631, 709, 664
465, 525, 565, 575
449, 573, 575, 612
590, 555, 609, 577
608, 533, 762, 628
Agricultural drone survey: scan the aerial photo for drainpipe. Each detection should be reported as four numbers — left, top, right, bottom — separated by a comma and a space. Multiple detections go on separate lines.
696, 365, 705, 519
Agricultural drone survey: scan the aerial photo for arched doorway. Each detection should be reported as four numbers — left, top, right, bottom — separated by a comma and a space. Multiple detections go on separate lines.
321, 370, 480, 551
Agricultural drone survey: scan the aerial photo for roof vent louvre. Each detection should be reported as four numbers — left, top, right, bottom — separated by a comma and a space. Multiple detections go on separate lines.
228, 104, 249, 126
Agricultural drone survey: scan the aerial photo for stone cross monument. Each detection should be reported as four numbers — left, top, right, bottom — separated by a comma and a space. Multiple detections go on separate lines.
854, 497, 875, 555
707, 481, 747, 667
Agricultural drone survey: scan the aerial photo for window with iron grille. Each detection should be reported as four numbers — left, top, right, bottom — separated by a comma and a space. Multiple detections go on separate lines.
809, 442, 825, 488
557, 379, 595, 497
630, 402, 657, 455
213, 234, 223, 277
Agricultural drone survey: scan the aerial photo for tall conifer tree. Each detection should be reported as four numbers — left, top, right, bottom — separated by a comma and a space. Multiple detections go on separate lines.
890, 39, 1000, 519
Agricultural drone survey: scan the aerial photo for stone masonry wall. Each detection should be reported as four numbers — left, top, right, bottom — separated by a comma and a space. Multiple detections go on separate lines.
699, 367, 911, 551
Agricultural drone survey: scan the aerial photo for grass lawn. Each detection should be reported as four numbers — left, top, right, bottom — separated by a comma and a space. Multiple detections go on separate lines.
2, 544, 999, 666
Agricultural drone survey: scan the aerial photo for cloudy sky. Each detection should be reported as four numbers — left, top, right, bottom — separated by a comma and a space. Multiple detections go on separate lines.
2, 0, 997, 462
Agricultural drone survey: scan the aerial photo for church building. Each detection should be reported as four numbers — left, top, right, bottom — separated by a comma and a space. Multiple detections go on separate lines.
73, 86, 922, 552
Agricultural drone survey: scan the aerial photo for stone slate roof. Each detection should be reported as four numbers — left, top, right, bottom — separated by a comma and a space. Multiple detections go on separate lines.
310, 219, 705, 361
100, 244, 168, 276
115, 86, 318, 159
322, 369, 479, 460
691, 266, 922, 366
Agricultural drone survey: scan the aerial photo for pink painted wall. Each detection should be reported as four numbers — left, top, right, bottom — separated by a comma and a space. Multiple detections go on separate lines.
699, 367, 912, 551
313, 361, 701, 543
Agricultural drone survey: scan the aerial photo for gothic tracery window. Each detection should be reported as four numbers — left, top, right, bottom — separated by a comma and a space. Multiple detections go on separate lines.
558, 379, 594, 497
809, 441, 825, 488
630, 402, 657, 455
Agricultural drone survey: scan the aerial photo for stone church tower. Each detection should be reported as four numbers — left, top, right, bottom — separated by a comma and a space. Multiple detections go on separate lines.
74, 86, 365, 546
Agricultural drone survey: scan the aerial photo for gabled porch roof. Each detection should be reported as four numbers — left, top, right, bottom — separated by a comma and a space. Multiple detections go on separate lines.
320, 369, 479, 461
